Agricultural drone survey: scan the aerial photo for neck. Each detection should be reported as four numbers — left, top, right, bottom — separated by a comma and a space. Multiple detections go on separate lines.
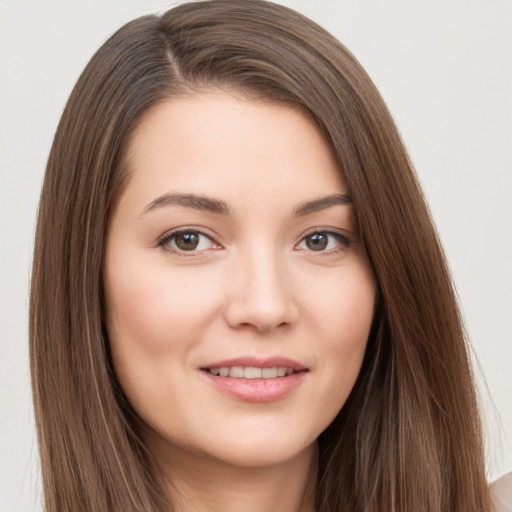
156, 442, 318, 512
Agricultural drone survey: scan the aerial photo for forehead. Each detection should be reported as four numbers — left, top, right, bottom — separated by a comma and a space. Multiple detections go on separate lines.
120, 90, 346, 215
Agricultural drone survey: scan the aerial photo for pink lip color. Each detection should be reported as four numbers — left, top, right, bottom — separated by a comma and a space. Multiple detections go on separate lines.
203, 356, 307, 371
200, 357, 308, 402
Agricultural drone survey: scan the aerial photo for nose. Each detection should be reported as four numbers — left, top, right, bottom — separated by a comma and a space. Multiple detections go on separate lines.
223, 249, 299, 333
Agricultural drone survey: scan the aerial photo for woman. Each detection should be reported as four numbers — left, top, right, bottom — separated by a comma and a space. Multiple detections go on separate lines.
29, 1, 497, 510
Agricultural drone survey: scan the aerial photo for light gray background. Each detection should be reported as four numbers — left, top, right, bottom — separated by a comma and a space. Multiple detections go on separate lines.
1, 0, 510, 510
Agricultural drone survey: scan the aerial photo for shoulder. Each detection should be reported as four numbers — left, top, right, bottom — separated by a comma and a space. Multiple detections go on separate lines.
491, 472, 512, 512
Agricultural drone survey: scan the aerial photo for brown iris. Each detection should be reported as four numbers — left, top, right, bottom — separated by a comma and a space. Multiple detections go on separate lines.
305, 233, 328, 251
175, 232, 200, 251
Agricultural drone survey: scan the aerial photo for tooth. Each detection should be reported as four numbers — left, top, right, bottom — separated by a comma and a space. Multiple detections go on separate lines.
209, 366, 296, 378
262, 367, 277, 378
229, 366, 244, 378
244, 367, 262, 379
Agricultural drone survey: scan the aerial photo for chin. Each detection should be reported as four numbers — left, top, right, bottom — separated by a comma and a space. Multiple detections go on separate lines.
207, 439, 316, 469
201, 424, 319, 468
146, 420, 318, 471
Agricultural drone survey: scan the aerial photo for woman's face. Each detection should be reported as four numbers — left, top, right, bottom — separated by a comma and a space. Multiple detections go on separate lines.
104, 90, 375, 469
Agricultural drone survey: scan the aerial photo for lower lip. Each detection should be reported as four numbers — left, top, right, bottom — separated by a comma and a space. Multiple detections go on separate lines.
202, 371, 307, 402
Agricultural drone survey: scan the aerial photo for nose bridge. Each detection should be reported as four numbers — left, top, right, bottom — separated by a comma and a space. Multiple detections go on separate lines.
224, 241, 297, 332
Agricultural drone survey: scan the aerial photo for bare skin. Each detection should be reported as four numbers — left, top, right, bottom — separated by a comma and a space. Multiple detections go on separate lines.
157, 439, 318, 512
104, 90, 375, 511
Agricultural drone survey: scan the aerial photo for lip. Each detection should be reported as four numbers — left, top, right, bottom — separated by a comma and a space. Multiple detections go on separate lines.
202, 356, 307, 371
200, 356, 308, 402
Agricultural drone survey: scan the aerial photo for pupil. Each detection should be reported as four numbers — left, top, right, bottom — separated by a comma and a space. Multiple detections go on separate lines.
176, 232, 199, 250
306, 233, 328, 251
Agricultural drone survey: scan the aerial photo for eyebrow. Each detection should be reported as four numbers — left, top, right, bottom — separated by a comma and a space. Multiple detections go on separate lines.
141, 192, 352, 217
141, 193, 231, 216
293, 194, 352, 216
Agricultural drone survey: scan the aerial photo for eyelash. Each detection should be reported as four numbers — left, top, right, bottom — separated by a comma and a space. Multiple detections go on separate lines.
157, 228, 219, 257
157, 228, 351, 256
297, 229, 352, 255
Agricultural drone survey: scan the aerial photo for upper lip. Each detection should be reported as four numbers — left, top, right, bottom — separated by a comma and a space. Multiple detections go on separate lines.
201, 356, 308, 371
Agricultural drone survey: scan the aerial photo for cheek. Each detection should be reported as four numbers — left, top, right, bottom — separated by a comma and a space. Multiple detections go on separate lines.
305, 261, 375, 347
102, 253, 225, 413
103, 256, 223, 422
300, 261, 375, 412
104, 258, 220, 354
331, 270, 375, 366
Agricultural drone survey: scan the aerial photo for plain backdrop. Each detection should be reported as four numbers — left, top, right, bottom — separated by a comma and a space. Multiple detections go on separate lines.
1, 0, 510, 510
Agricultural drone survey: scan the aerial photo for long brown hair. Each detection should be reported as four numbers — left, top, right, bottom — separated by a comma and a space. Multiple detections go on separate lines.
30, 1, 491, 510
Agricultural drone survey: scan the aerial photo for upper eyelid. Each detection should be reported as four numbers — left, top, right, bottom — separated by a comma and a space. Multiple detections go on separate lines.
299, 227, 351, 242
301, 226, 348, 236
157, 226, 218, 245
295, 229, 352, 254
157, 229, 221, 257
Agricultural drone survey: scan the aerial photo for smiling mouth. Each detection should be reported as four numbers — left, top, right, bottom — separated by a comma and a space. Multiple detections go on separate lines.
201, 363, 308, 401
204, 366, 304, 379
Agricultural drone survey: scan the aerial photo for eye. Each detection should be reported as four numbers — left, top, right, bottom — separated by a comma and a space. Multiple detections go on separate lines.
296, 231, 350, 253
159, 229, 219, 254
